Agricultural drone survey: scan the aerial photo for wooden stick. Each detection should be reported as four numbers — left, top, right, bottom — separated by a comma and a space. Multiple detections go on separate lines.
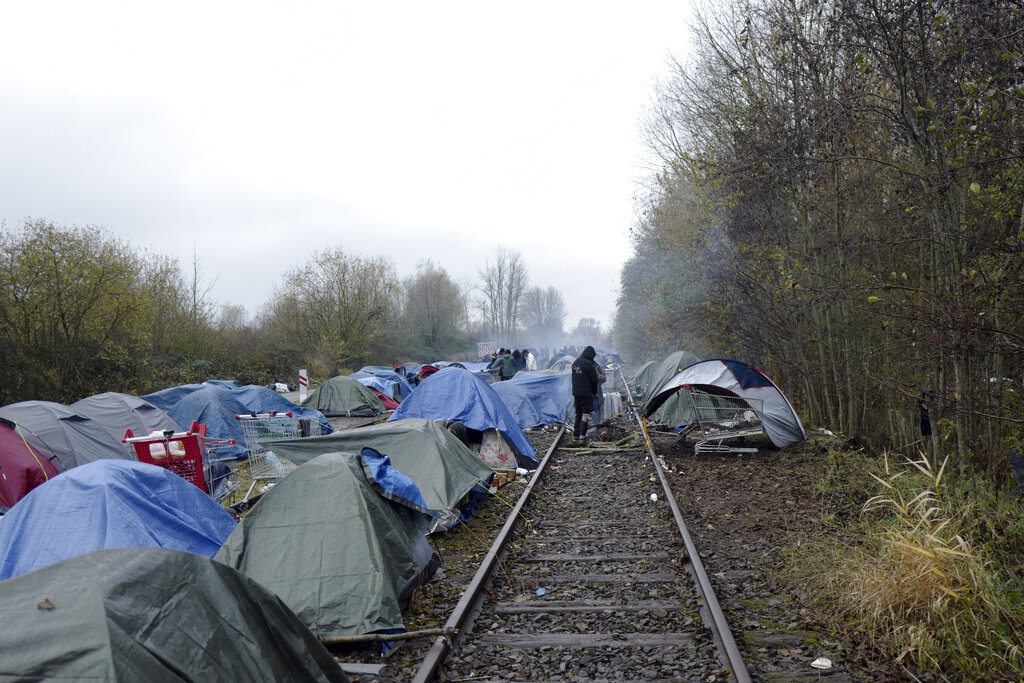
321, 627, 456, 646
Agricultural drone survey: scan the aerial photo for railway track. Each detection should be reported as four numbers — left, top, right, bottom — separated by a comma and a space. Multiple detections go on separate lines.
397, 422, 751, 682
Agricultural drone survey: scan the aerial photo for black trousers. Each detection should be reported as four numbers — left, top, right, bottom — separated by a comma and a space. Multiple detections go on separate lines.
573, 395, 594, 438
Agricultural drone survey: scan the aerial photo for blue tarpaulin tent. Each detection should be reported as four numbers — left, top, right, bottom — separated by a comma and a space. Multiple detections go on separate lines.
353, 367, 415, 400
145, 385, 251, 460
491, 372, 573, 430
143, 382, 330, 460
0, 460, 237, 580
388, 367, 538, 467
228, 385, 331, 433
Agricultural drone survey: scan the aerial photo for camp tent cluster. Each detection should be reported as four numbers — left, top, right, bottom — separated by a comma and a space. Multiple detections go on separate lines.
0, 348, 806, 677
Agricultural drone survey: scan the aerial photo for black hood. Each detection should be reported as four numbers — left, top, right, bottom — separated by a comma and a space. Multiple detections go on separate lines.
581, 346, 596, 360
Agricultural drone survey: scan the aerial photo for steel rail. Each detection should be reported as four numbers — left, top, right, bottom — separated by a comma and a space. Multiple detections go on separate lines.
640, 413, 752, 683
616, 366, 750, 681
412, 426, 566, 683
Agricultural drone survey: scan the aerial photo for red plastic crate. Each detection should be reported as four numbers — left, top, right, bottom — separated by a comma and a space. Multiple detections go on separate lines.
123, 422, 207, 492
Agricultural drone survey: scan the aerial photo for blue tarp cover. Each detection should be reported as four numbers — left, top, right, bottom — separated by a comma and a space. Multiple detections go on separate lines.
354, 367, 415, 400
0, 460, 236, 580
389, 367, 537, 466
492, 372, 573, 429
144, 382, 330, 460
229, 385, 331, 433
350, 373, 404, 401
360, 447, 430, 512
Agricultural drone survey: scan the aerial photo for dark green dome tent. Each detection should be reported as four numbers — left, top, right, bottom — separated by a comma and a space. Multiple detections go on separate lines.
268, 417, 494, 531
215, 449, 437, 640
300, 375, 387, 417
0, 547, 347, 682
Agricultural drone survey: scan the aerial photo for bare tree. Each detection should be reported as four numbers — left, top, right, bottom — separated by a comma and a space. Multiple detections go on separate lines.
570, 317, 604, 346
522, 286, 566, 345
478, 246, 529, 341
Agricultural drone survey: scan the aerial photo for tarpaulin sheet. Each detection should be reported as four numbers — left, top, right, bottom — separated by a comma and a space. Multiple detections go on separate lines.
300, 376, 387, 418
0, 459, 236, 580
354, 367, 415, 400
388, 367, 537, 467
215, 449, 435, 638
0, 547, 347, 682
71, 392, 182, 440
0, 401, 134, 472
492, 372, 573, 429
269, 418, 494, 530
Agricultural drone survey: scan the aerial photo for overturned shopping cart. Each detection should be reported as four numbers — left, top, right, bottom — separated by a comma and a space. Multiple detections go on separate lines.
235, 412, 302, 501
676, 385, 765, 455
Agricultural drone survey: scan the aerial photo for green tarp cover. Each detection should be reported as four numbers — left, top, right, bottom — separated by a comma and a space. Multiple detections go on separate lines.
215, 451, 431, 639
301, 376, 386, 417
268, 417, 494, 531
0, 547, 347, 682
629, 361, 657, 399
641, 351, 702, 427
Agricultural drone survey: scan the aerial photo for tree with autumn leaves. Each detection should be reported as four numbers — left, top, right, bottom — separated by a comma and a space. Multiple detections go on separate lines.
616, 0, 1024, 473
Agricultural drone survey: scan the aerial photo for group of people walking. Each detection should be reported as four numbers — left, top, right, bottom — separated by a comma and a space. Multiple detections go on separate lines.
487, 348, 538, 381
488, 344, 604, 444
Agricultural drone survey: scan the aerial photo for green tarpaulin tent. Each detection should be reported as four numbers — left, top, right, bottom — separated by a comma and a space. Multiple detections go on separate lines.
641, 351, 703, 427
215, 451, 436, 639
269, 417, 494, 531
0, 547, 347, 682
301, 376, 386, 417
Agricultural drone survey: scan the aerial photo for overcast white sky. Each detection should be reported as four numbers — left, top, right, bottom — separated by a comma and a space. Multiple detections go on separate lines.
0, 1, 694, 331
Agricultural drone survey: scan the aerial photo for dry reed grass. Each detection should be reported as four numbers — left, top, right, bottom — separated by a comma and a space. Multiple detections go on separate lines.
826, 453, 1024, 676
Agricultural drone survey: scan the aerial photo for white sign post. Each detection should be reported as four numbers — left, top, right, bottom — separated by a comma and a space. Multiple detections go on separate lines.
299, 368, 308, 403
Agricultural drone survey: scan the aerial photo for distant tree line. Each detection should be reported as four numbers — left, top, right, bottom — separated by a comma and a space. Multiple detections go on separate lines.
614, 0, 1023, 474
0, 219, 594, 404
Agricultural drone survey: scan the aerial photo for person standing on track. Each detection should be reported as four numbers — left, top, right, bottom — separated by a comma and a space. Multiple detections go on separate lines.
571, 345, 600, 444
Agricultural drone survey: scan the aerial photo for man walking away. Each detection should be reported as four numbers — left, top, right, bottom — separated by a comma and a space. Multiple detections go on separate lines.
571, 345, 600, 444
500, 349, 516, 381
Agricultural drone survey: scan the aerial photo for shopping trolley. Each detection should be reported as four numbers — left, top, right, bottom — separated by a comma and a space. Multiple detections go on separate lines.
235, 412, 301, 501
680, 387, 765, 455
123, 422, 209, 492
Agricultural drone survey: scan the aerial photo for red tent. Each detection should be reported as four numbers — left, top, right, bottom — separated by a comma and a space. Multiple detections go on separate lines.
371, 389, 400, 411
0, 417, 60, 507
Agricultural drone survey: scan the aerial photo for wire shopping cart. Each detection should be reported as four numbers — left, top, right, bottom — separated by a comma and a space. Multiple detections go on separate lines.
235, 412, 301, 501
681, 387, 765, 455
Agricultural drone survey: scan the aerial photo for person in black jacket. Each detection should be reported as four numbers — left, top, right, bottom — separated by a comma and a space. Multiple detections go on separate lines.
571, 345, 600, 443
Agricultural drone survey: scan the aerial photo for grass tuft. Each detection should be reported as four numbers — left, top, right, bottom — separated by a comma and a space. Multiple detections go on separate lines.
823, 453, 1024, 676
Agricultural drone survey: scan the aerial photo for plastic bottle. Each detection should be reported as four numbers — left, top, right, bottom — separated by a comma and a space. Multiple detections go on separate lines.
265, 452, 290, 476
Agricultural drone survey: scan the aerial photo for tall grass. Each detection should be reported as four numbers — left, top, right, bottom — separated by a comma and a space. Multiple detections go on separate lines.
826, 453, 1024, 676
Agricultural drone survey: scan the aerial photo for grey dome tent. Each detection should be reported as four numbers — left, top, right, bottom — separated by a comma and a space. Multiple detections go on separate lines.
70, 391, 181, 442
267, 417, 495, 531
215, 449, 437, 639
0, 547, 347, 682
644, 358, 806, 448
301, 375, 387, 417
0, 400, 133, 472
